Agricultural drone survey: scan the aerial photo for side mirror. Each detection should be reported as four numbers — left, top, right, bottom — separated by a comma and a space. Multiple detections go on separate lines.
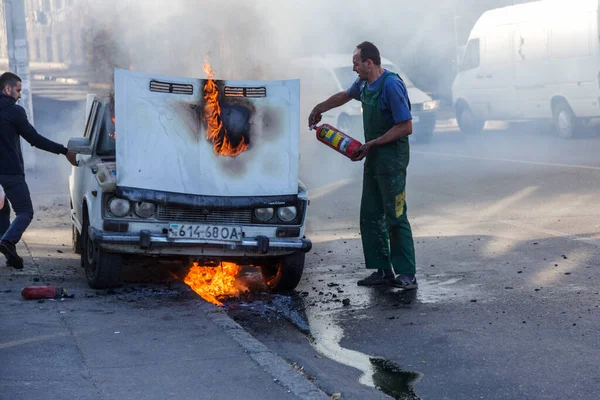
67, 137, 93, 155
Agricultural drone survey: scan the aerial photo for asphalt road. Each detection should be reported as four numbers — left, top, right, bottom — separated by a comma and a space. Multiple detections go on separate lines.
231, 121, 600, 400
4, 85, 600, 399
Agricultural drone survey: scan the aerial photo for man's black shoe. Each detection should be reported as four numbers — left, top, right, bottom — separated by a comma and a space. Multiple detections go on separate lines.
0, 241, 24, 269
390, 274, 418, 290
357, 270, 395, 286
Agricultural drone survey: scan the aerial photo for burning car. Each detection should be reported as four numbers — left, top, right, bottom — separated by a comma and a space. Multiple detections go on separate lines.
67, 68, 311, 292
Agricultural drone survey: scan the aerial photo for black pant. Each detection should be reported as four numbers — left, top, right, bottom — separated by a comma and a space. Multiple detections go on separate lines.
0, 175, 34, 245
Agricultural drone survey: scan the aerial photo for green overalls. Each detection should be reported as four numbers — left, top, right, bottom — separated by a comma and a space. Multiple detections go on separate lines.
360, 72, 416, 275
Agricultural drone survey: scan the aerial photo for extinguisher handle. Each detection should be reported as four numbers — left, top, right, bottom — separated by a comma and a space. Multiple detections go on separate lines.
309, 124, 318, 131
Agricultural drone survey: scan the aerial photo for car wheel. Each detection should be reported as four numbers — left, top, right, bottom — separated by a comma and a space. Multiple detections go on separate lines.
456, 104, 485, 134
72, 223, 82, 255
81, 213, 122, 289
553, 101, 579, 139
260, 252, 305, 292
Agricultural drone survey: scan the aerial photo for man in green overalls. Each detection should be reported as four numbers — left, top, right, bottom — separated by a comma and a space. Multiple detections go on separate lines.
308, 42, 417, 289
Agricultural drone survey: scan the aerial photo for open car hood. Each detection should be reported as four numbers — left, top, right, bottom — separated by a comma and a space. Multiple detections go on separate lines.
114, 69, 300, 197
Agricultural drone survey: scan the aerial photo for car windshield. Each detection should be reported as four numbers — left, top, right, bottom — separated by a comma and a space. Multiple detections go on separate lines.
334, 65, 415, 89
96, 106, 116, 156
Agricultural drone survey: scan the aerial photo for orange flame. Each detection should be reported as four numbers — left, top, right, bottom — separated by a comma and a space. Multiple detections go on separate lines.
184, 262, 242, 306
202, 64, 249, 157
110, 116, 116, 140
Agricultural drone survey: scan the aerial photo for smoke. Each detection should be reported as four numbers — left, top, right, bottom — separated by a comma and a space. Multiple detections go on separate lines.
64, 0, 546, 189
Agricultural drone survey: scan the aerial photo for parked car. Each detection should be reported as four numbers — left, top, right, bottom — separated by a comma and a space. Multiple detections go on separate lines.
453, 0, 600, 138
68, 69, 311, 291
291, 54, 439, 143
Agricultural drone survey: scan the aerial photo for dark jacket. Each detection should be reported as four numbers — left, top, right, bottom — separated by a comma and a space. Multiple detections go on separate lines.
0, 94, 67, 175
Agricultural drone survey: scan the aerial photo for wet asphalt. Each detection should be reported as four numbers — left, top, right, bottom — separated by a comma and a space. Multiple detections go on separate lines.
227, 122, 600, 399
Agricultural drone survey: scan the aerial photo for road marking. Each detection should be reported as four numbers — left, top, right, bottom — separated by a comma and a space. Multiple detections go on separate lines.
413, 150, 600, 171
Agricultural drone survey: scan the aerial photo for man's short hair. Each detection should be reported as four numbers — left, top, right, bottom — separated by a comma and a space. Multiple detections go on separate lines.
0, 72, 22, 91
356, 41, 381, 66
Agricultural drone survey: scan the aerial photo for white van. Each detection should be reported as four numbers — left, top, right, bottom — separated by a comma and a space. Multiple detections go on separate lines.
292, 54, 439, 143
452, 0, 600, 138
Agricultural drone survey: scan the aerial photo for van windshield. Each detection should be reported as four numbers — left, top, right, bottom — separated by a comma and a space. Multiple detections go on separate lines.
334, 65, 415, 89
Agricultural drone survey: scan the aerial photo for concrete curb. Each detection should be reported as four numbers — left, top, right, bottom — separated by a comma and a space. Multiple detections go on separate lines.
205, 308, 329, 400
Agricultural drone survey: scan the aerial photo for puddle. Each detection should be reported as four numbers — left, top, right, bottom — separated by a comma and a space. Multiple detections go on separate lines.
307, 305, 422, 399
223, 276, 423, 399
218, 269, 488, 399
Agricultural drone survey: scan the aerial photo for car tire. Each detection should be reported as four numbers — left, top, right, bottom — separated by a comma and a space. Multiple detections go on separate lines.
553, 101, 579, 139
72, 223, 82, 255
456, 104, 485, 134
81, 213, 122, 289
260, 252, 305, 292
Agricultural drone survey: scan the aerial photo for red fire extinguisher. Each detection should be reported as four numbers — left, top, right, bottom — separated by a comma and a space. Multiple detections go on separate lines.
21, 286, 68, 300
310, 123, 362, 159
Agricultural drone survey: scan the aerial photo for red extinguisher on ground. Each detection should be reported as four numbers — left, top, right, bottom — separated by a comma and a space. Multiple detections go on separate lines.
21, 286, 69, 300
310, 123, 362, 159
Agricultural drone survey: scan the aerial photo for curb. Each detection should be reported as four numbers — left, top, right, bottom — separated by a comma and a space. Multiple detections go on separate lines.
205, 308, 329, 400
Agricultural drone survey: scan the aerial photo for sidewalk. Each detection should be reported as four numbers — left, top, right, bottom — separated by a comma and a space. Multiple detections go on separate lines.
0, 188, 327, 399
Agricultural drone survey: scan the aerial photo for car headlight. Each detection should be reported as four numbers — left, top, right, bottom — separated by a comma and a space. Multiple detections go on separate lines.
277, 206, 297, 222
108, 198, 131, 217
254, 208, 274, 222
134, 202, 155, 219
423, 100, 440, 111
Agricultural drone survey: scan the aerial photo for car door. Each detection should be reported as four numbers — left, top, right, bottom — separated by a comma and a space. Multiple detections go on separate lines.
484, 25, 518, 119
454, 38, 487, 118
71, 99, 101, 228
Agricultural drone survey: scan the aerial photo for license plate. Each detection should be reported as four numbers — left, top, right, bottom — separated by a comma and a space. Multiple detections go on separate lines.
413, 115, 420, 123
168, 224, 243, 241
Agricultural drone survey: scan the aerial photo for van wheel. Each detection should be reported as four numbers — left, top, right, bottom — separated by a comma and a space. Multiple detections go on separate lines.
81, 214, 122, 289
457, 105, 485, 134
553, 102, 578, 138
260, 252, 305, 292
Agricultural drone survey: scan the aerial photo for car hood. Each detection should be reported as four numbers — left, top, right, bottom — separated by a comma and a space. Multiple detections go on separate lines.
114, 69, 300, 197
407, 87, 432, 105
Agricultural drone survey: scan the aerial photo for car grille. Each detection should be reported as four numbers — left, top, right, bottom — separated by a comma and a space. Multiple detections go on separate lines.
157, 206, 252, 224
411, 103, 423, 112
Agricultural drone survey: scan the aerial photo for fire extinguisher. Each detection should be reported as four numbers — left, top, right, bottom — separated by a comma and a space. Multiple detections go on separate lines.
310, 123, 362, 159
21, 286, 69, 300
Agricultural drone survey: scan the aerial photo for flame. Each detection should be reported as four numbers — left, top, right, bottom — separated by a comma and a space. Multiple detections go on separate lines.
202, 63, 249, 157
184, 262, 242, 306
110, 116, 116, 140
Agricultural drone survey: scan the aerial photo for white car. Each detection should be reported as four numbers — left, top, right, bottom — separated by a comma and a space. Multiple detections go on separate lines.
291, 54, 439, 143
68, 69, 311, 291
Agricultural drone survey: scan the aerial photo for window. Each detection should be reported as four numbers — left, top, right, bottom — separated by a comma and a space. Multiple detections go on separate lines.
84, 101, 99, 139
96, 106, 116, 156
461, 38, 480, 71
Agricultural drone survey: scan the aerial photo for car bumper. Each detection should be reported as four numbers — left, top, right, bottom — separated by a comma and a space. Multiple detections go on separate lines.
89, 227, 312, 256
413, 110, 437, 131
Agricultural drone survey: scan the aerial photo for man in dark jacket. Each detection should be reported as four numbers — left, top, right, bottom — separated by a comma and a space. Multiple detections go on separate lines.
0, 72, 77, 269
